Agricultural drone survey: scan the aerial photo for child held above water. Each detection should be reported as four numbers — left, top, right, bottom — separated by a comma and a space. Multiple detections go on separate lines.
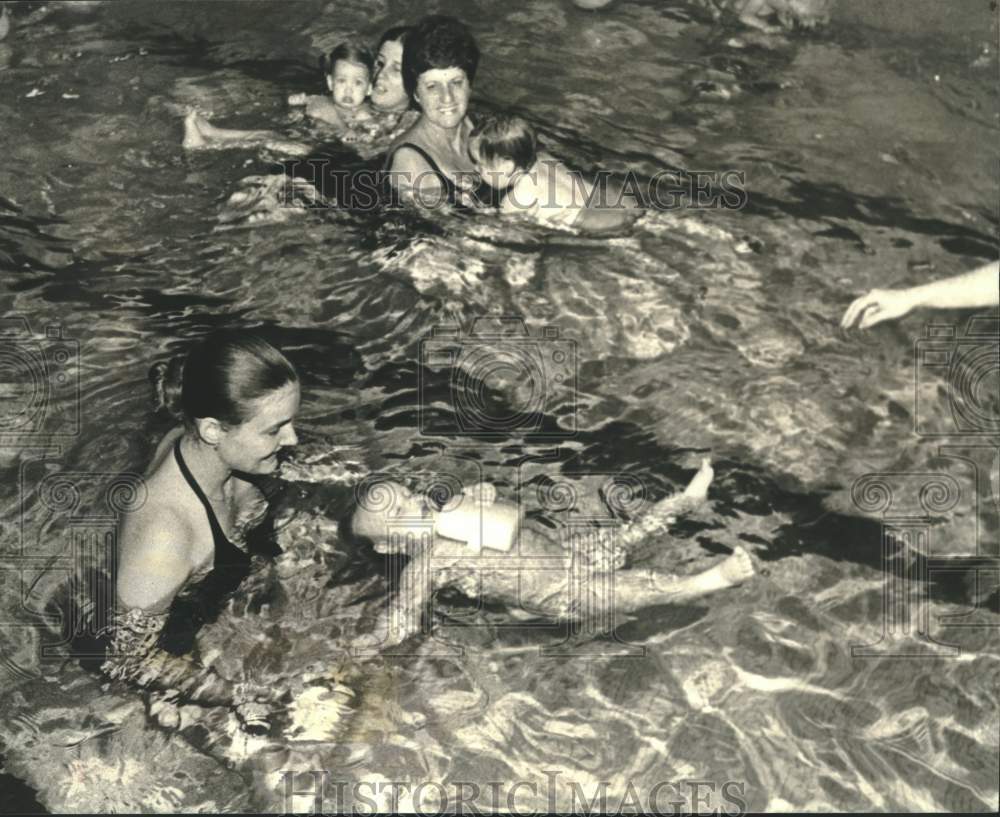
288, 41, 376, 140
470, 112, 640, 234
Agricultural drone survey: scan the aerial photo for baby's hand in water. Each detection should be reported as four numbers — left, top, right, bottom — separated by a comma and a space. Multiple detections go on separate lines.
287, 93, 308, 106
464, 482, 497, 506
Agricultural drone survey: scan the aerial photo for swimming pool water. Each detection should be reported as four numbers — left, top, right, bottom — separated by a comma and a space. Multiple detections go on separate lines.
0, 0, 997, 812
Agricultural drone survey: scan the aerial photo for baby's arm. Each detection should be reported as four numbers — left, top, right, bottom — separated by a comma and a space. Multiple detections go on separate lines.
572, 174, 642, 234
304, 97, 346, 127
378, 544, 437, 646
288, 92, 325, 107
572, 206, 641, 235
618, 459, 714, 549
351, 104, 376, 123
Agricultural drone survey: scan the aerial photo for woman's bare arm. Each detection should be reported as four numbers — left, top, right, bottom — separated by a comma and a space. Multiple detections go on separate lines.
106, 515, 276, 725
841, 261, 999, 329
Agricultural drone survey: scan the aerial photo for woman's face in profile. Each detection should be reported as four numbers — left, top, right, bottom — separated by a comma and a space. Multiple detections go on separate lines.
414, 67, 470, 129
371, 39, 407, 111
217, 381, 300, 475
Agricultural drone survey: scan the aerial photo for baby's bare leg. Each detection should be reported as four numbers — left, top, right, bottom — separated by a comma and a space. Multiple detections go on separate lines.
499, 548, 754, 621
182, 111, 310, 155
610, 547, 754, 613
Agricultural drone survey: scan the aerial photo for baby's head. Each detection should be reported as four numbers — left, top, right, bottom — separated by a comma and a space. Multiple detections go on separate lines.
323, 41, 375, 111
469, 113, 537, 191
351, 479, 431, 554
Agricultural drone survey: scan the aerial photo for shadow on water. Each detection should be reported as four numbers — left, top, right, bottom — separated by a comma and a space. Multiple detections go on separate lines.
0, 759, 48, 815
745, 181, 998, 260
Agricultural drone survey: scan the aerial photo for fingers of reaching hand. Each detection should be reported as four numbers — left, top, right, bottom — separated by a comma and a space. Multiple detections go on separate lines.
841, 292, 877, 329
842, 290, 905, 330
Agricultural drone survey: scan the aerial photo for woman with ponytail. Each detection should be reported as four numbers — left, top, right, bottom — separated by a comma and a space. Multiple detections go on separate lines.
101, 330, 300, 735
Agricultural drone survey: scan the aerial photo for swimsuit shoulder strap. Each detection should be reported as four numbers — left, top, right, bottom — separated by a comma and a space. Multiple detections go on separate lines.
384, 142, 458, 200
173, 439, 231, 551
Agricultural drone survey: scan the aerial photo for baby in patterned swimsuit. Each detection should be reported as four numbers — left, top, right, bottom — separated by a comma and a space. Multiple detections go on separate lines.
349, 459, 754, 646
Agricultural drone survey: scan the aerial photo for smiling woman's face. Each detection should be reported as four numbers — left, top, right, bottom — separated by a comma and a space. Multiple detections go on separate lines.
216, 381, 300, 475
414, 66, 470, 129
371, 39, 408, 111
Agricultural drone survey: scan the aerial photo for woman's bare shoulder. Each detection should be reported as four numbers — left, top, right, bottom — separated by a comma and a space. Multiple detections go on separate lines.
121, 452, 196, 555
387, 140, 428, 171
120, 497, 196, 562
387, 119, 431, 164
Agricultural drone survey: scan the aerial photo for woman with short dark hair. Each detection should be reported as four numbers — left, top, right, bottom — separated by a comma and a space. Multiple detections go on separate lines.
383, 14, 490, 209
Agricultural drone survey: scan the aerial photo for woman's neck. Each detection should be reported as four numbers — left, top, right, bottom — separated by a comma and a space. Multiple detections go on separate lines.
373, 100, 409, 115
179, 434, 233, 501
416, 116, 465, 155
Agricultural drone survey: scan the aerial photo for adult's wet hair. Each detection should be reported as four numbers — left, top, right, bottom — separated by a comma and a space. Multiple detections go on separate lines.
471, 113, 537, 170
149, 331, 298, 427
377, 25, 413, 50
401, 14, 479, 103
322, 40, 375, 76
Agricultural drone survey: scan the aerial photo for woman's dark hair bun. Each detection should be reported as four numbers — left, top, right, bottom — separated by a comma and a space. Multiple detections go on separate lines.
149, 356, 185, 421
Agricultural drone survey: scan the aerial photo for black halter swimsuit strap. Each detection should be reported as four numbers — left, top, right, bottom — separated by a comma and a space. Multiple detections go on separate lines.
385, 142, 460, 204
173, 440, 249, 567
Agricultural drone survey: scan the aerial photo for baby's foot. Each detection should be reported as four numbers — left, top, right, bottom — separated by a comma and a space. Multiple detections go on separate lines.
682, 457, 714, 502
718, 545, 755, 585
679, 546, 755, 597
264, 139, 311, 157
181, 110, 207, 149
288, 93, 308, 106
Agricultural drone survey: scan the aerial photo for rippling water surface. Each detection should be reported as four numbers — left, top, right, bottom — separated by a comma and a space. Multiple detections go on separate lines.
1, 0, 998, 812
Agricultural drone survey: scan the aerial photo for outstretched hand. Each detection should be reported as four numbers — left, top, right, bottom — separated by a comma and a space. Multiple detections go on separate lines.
841, 288, 916, 330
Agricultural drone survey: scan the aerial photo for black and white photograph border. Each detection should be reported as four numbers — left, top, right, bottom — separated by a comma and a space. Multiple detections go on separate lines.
0, 0, 997, 813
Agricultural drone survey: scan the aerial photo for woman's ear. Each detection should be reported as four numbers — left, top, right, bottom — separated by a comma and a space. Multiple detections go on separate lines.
325, 74, 334, 93
195, 416, 225, 446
